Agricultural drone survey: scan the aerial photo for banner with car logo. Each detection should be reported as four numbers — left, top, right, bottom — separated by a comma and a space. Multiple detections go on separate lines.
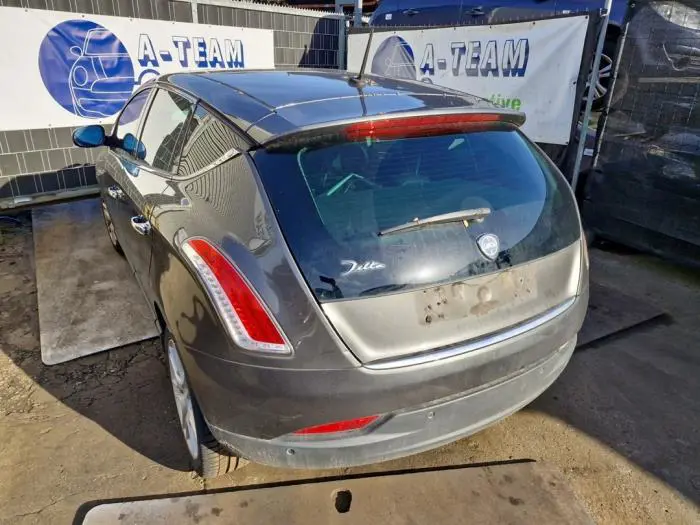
0, 7, 274, 132
348, 16, 589, 144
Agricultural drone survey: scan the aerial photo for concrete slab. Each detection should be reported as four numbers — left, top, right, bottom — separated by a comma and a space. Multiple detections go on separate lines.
578, 282, 666, 347
81, 462, 594, 525
33, 199, 159, 365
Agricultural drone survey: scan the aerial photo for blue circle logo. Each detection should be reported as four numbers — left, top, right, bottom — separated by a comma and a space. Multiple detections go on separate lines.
371, 36, 416, 80
38, 20, 135, 119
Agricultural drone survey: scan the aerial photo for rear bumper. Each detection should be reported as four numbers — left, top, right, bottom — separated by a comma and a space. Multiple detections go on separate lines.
209, 335, 576, 469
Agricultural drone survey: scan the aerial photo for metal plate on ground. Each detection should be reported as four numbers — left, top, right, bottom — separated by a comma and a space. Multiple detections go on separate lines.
81, 463, 594, 525
578, 282, 666, 347
34, 199, 160, 365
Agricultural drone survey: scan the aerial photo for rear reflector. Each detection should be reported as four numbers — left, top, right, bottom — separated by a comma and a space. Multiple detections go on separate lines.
293, 415, 380, 435
344, 113, 521, 141
182, 238, 290, 355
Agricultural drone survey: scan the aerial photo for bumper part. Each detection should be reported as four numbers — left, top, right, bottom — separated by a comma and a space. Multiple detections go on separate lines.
209, 335, 576, 469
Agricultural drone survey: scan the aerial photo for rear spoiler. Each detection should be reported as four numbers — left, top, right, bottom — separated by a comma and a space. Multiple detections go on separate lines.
261, 109, 526, 151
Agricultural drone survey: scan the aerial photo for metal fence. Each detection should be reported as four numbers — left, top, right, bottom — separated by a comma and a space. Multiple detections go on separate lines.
0, 0, 344, 209
584, 0, 700, 265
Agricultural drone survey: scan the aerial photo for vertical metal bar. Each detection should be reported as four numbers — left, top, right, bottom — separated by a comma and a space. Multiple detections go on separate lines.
190, 0, 198, 24
338, 16, 347, 70
592, 20, 629, 168
571, 0, 613, 192
354, 0, 363, 27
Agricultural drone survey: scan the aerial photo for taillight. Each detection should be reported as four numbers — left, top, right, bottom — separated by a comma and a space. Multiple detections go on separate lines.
344, 113, 523, 141
293, 415, 380, 435
182, 238, 291, 355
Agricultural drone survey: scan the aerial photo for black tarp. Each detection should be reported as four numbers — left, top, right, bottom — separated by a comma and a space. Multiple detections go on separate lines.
584, 0, 700, 265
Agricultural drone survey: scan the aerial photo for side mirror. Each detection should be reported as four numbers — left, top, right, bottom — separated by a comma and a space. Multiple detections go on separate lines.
70, 45, 82, 57
122, 133, 147, 160
72, 125, 106, 148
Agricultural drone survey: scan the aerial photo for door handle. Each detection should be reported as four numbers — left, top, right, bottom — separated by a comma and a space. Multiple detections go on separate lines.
469, 7, 485, 15
107, 185, 125, 200
402, 8, 419, 16
130, 216, 151, 236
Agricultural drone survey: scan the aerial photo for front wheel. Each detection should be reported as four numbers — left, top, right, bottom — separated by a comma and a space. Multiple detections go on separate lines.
165, 330, 245, 478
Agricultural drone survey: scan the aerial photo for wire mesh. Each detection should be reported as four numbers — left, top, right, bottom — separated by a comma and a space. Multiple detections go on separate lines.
587, 0, 700, 263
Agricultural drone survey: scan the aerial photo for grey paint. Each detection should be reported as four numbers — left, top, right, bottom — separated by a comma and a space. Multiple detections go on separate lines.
211, 337, 580, 468
80, 71, 588, 467
167, 69, 519, 145
324, 243, 580, 365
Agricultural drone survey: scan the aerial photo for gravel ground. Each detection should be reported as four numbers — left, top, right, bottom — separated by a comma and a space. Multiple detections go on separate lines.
0, 212, 698, 524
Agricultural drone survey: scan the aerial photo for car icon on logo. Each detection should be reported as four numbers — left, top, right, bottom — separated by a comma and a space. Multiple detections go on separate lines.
68, 28, 135, 118
371, 36, 416, 80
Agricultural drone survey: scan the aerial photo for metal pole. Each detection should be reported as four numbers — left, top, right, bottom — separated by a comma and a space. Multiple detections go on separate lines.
190, 0, 198, 24
592, 21, 628, 168
338, 15, 347, 70
571, 0, 612, 193
354, 0, 363, 27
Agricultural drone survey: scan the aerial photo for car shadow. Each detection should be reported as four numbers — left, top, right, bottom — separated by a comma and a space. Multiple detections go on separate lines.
0, 210, 190, 472
528, 246, 700, 507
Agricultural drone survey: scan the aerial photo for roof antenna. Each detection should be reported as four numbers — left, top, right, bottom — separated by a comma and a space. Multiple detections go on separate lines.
348, 29, 374, 88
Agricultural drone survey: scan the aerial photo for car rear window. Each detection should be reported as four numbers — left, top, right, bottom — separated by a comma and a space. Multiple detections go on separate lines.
253, 125, 580, 301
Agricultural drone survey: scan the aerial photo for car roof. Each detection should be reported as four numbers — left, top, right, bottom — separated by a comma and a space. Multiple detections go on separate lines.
163, 69, 504, 144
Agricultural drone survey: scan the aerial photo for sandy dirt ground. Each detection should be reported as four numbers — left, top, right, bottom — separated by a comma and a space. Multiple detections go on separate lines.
0, 212, 699, 524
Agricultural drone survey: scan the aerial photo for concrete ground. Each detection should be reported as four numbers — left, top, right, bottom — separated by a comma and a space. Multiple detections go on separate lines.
0, 212, 698, 524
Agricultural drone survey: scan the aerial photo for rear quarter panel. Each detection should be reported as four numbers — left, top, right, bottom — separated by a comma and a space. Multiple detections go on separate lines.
148, 153, 358, 371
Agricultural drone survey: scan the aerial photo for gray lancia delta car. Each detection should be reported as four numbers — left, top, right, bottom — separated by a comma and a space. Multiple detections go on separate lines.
72, 70, 589, 478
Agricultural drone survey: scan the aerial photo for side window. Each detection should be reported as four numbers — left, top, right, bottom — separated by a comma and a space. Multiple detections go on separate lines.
177, 105, 240, 178
139, 89, 194, 173
114, 89, 151, 149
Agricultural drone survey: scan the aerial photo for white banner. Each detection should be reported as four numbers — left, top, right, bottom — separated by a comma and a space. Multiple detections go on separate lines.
0, 7, 275, 131
348, 17, 589, 144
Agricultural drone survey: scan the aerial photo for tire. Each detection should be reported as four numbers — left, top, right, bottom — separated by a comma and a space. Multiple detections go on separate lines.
100, 198, 124, 256
164, 329, 245, 479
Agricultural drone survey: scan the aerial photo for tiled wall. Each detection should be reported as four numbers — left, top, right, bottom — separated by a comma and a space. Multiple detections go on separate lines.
196, 2, 341, 68
0, 0, 344, 208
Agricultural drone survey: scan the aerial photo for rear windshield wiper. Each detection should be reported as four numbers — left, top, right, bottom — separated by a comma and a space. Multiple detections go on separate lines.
378, 208, 491, 237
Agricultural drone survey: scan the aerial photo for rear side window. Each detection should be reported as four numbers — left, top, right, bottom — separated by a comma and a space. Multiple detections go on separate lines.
139, 89, 193, 172
253, 125, 581, 301
114, 89, 151, 146
177, 105, 240, 177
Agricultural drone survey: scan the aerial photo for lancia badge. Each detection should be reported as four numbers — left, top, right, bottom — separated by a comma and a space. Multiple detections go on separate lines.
477, 234, 500, 261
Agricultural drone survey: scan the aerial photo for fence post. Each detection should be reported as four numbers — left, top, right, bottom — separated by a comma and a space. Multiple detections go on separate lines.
354, 0, 363, 27
571, 0, 612, 192
190, 0, 198, 23
338, 18, 347, 70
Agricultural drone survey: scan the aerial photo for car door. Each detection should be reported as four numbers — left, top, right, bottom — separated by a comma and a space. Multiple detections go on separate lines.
101, 88, 152, 261
108, 87, 195, 298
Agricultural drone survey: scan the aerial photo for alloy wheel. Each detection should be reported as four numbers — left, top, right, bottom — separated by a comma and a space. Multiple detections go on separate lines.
592, 54, 613, 101
585, 53, 613, 104
167, 338, 199, 461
